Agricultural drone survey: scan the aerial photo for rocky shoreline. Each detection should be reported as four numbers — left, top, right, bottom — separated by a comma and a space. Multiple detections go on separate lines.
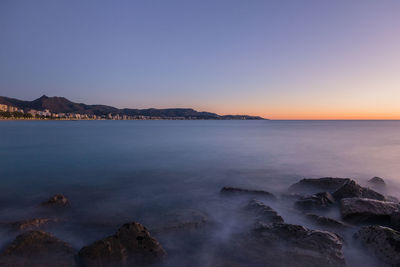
0, 177, 399, 266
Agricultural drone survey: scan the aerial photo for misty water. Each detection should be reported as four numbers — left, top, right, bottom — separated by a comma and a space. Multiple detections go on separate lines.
1, 120, 400, 266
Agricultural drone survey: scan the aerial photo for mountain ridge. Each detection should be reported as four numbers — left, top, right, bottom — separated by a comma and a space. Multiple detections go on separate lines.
0, 95, 266, 120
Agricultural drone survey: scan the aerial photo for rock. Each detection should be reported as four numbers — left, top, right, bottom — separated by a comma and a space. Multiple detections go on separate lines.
340, 197, 400, 223
220, 186, 276, 199
0, 230, 76, 267
79, 222, 166, 267
295, 192, 335, 211
231, 223, 346, 267
332, 180, 385, 201
354, 225, 400, 266
246, 199, 284, 223
368, 176, 385, 185
11, 218, 60, 231
305, 214, 349, 231
288, 177, 350, 194
368, 176, 386, 185
41, 194, 70, 207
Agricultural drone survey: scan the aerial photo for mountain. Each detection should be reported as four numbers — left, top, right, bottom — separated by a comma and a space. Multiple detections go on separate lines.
0, 95, 266, 120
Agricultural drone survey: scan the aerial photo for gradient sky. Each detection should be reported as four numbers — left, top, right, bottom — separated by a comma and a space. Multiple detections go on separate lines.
1, 0, 400, 119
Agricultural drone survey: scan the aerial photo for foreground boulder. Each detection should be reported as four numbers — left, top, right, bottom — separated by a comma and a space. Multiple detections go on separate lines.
354, 226, 400, 266
305, 214, 349, 231
229, 223, 346, 267
295, 192, 335, 211
0, 230, 76, 267
288, 177, 350, 194
41, 194, 70, 207
340, 198, 400, 223
221, 186, 276, 199
246, 199, 284, 223
79, 222, 166, 267
332, 180, 385, 201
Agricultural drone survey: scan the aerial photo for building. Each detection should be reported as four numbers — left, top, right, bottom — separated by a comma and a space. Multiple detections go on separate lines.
0, 104, 7, 112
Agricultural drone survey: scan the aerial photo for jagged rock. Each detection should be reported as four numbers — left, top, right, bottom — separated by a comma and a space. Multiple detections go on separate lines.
295, 192, 335, 211
368, 176, 385, 185
230, 223, 346, 267
221, 186, 276, 199
246, 199, 284, 223
79, 222, 166, 267
332, 180, 385, 201
288, 177, 350, 194
10, 218, 60, 231
305, 214, 349, 231
340, 198, 400, 223
41, 194, 70, 207
0, 230, 76, 267
354, 226, 400, 266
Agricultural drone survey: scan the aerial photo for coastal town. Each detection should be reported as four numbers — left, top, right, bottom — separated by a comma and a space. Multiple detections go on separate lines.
0, 103, 165, 120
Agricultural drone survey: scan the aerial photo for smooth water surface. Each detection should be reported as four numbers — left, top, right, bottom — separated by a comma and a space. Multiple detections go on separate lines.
1, 120, 400, 266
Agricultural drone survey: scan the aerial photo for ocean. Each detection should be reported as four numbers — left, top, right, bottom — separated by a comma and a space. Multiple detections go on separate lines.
1, 120, 399, 266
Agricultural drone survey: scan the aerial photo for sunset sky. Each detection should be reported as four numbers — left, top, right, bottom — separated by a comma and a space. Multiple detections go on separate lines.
1, 0, 400, 119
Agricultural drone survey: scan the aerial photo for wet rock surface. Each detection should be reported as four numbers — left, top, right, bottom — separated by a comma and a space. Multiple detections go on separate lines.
221, 186, 276, 199
79, 222, 166, 267
340, 197, 400, 223
246, 199, 284, 223
0, 230, 76, 267
332, 180, 385, 201
354, 225, 400, 266
41, 194, 70, 207
288, 177, 350, 194
295, 192, 335, 211
228, 222, 346, 267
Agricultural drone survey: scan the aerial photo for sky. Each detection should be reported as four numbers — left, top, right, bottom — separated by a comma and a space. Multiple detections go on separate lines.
0, 0, 400, 119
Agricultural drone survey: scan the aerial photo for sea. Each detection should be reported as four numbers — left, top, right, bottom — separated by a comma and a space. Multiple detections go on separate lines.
1, 120, 399, 266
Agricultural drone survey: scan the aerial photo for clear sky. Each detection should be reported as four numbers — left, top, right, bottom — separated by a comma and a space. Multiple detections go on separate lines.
1, 0, 399, 119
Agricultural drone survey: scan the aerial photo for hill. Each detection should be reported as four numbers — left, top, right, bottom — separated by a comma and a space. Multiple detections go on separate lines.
0, 95, 266, 120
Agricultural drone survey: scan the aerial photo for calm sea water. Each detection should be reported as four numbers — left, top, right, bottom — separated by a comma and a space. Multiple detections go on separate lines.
1, 120, 400, 266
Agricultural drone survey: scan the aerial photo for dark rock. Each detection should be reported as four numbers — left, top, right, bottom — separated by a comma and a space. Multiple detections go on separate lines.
332, 180, 385, 201
0, 230, 76, 267
221, 186, 276, 199
288, 177, 350, 194
295, 192, 335, 211
368, 176, 385, 185
246, 199, 284, 223
79, 222, 166, 267
231, 223, 346, 267
354, 225, 400, 266
41, 194, 70, 207
305, 214, 349, 231
340, 197, 400, 223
